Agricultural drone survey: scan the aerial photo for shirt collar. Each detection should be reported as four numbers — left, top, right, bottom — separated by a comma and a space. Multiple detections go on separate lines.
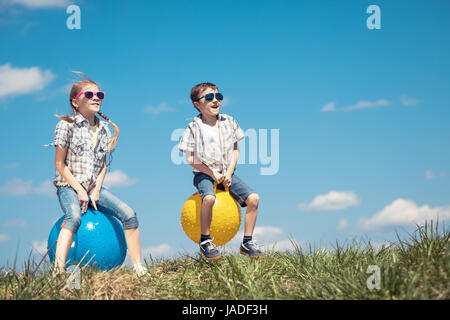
75, 113, 101, 127
195, 113, 225, 122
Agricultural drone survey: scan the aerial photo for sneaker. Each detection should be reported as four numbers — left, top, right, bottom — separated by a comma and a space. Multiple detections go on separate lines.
199, 239, 222, 261
240, 240, 264, 259
133, 263, 149, 277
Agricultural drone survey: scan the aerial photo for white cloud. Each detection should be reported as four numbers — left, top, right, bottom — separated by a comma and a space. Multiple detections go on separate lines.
321, 102, 337, 112
425, 169, 447, 180
33, 179, 54, 197
252, 226, 284, 240
0, 178, 33, 196
0, 63, 55, 98
103, 170, 138, 188
7, 0, 69, 8
343, 99, 390, 111
142, 243, 175, 259
0, 178, 55, 197
31, 240, 47, 255
233, 226, 283, 244
322, 99, 390, 112
337, 218, 349, 230
0, 234, 10, 244
358, 198, 450, 230
230, 225, 299, 252
297, 190, 361, 211
143, 102, 174, 115
264, 239, 299, 251
370, 241, 392, 251
400, 95, 421, 106
425, 170, 435, 180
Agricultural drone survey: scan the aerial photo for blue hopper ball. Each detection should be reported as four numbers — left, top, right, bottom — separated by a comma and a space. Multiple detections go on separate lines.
47, 208, 127, 271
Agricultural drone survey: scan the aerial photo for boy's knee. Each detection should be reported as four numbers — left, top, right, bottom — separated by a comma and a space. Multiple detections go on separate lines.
202, 195, 216, 206
246, 193, 260, 208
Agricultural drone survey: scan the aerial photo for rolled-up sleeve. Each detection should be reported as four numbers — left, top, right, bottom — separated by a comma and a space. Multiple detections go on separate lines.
232, 118, 245, 143
104, 125, 115, 153
53, 120, 70, 149
178, 125, 195, 153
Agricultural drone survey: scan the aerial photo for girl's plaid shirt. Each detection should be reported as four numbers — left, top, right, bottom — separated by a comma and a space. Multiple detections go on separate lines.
178, 113, 245, 173
49, 113, 113, 191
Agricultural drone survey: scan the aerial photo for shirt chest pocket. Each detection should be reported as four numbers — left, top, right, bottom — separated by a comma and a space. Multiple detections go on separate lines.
95, 138, 109, 161
69, 136, 86, 156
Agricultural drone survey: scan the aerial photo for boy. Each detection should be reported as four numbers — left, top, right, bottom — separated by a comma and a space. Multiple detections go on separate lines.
178, 82, 263, 261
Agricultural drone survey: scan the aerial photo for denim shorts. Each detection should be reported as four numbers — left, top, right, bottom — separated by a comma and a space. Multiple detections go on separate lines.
193, 172, 255, 207
56, 185, 139, 233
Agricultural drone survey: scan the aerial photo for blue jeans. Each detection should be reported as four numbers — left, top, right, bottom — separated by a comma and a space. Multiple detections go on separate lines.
193, 172, 255, 207
56, 186, 139, 233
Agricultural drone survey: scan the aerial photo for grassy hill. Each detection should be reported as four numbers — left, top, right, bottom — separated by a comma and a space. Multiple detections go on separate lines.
1, 222, 448, 300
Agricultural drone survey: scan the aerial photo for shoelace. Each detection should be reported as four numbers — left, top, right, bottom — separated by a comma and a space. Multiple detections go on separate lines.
245, 240, 263, 250
200, 238, 217, 251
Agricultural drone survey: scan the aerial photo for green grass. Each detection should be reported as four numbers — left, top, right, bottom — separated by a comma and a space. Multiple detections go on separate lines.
1, 222, 448, 300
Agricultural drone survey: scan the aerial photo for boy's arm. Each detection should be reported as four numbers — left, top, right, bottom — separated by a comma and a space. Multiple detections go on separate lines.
186, 152, 224, 184
223, 142, 239, 187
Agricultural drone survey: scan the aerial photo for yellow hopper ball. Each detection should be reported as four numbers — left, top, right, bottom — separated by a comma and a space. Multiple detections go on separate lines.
181, 183, 241, 246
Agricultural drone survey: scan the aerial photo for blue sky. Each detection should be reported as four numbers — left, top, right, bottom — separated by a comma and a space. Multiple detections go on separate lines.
0, 0, 449, 269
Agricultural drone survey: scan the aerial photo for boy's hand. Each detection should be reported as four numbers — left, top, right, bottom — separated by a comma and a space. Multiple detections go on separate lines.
223, 172, 232, 188
212, 171, 225, 184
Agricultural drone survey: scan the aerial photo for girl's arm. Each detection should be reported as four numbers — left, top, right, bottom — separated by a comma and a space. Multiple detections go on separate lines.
55, 145, 90, 212
95, 157, 107, 189
88, 157, 107, 210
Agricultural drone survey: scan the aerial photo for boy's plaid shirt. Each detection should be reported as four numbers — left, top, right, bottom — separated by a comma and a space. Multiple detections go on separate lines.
178, 113, 245, 172
49, 113, 113, 191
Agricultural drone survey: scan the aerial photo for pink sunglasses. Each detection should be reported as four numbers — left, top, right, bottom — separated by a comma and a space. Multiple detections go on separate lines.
75, 91, 106, 100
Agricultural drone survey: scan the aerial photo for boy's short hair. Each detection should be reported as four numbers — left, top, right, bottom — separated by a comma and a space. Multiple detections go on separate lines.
190, 82, 218, 110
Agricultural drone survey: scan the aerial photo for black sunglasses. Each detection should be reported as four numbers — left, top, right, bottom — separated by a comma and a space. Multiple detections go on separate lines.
195, 92, 223, 102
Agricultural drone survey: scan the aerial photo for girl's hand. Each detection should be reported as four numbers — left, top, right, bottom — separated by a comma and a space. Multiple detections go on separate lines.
76, 188, 90, 213
88, 187, 100, 211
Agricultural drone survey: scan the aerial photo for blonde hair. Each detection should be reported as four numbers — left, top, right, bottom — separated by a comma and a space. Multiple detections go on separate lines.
55, 78, 119, 153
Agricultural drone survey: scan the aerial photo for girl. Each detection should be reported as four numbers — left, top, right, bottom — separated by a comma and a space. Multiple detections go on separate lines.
51, 78, 147, 276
